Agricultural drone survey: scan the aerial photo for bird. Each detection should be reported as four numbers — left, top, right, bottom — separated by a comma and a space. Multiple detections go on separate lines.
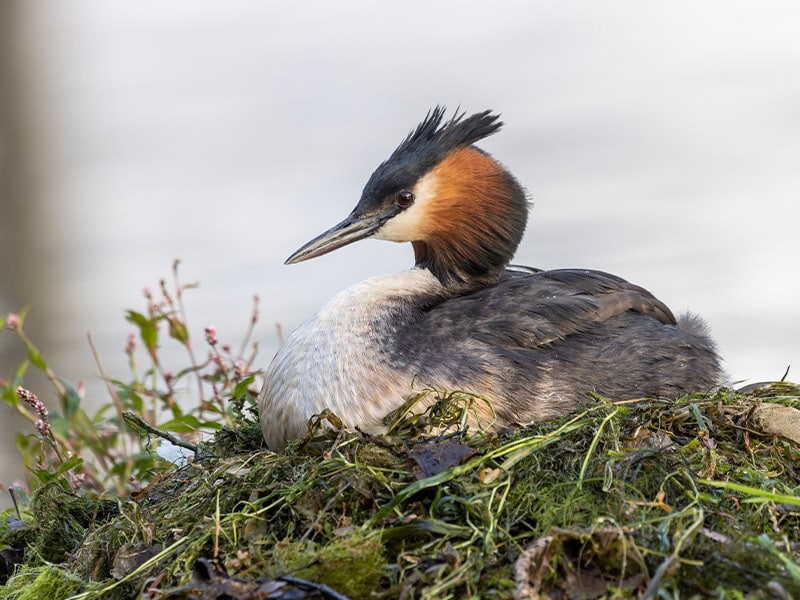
258, 107, 722, 450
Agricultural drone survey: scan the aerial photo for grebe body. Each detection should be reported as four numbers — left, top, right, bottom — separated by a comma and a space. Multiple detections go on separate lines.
259, 108, 721, 450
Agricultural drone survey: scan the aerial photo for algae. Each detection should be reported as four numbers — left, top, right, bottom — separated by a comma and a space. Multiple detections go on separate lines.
4, 566, 83, 599
0, 383, 799, 599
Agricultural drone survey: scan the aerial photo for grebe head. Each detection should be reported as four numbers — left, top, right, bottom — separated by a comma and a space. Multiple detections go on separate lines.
285, 107, 529, 287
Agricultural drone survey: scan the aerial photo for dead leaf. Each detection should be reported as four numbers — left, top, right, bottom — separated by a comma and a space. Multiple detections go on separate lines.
111, 543, 160, 580
408, 441, 476, 479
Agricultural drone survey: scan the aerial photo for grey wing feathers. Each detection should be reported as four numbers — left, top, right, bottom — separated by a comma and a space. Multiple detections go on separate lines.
423, 268, 677, 349
392, 267, 721, 424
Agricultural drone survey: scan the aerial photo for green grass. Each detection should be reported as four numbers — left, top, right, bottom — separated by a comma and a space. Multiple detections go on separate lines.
2, 384, 798, 599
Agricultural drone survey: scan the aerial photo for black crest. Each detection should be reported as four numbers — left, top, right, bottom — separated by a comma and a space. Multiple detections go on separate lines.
359, 107, 503, 207
391, 107, 502, 166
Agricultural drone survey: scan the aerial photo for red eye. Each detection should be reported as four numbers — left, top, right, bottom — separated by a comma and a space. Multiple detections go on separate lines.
396, 190, 415, 208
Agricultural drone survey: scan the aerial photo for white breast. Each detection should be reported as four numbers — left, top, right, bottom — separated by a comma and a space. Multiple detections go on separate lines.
258, 268, 444, 449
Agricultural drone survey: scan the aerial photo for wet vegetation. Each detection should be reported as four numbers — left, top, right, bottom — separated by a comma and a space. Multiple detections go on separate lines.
1, 265, 799, 599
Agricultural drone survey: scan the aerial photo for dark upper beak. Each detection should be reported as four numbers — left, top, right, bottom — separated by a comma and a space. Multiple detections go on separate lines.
285, 209, 386, 265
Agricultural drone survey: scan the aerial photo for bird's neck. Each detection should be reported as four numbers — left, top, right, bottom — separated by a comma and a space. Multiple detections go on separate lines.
411, 147, 529, 290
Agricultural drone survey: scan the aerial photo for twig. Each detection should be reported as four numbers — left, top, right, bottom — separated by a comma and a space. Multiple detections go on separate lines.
88, 331, 130, 457
9, 487, 21, 519
122, 411, 198, 453
237, 294, 260, 360
14, 317, 66, 399
171, 259, 205, 403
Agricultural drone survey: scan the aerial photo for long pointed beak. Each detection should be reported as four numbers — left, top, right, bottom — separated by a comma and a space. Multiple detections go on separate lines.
285, 210, 385, 265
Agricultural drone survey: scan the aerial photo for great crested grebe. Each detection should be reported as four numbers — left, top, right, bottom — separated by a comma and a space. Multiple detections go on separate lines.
259, 108, 721, 450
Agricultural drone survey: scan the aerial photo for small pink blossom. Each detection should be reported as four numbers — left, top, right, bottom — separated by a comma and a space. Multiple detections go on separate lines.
125, 333, 137, 354
234, 359, 246, 379
34, 419, 50, 436
204, 325, 217, 346
69, 472, 86, 489
221, 343, 232, 354
143, 287, 153, 300
16, 386, 34, 404
251, 295, 260, 325
211, 382, 224, 404
6, 313, 19, 330
164, 371, 174, 383
17, 386, 48, 417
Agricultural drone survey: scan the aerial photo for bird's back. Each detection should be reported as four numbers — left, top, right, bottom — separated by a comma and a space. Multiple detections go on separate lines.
392, 268, 722, 425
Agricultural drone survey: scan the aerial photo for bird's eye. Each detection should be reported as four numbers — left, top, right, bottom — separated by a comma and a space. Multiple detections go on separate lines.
396, 190, 415, 208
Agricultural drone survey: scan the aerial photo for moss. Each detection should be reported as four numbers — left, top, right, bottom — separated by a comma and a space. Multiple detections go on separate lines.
0, 511, 36, 550
1, 566, 83, 600
30, 483, 119, 564
1, 384, 799, 598
268, 534, 386, 597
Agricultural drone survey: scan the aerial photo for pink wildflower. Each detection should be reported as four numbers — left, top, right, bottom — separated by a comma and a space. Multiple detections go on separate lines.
17, 386, 48, 417
234, 359, 246, 379
125, 332, 137, 354
34, 419, 50, 436
204, 325, 217, 346
252, 295, 260, 325
69, 472, 86, 489
211, 382, 224, 404
6, 313, 19, 330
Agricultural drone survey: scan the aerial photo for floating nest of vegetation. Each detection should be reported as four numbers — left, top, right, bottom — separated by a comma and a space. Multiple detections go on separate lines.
1, 382, 799, 599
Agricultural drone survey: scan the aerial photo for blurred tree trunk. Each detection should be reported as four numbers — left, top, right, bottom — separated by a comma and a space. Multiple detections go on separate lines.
0, 2, 56, 507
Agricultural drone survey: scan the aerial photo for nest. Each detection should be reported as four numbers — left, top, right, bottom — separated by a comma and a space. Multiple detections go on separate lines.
1, 383, 799, 599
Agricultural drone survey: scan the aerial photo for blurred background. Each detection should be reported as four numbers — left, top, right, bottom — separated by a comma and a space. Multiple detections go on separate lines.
1, 1, 798, 506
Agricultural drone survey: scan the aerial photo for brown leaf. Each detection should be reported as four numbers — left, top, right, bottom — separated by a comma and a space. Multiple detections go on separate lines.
408, 441, 477, 479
